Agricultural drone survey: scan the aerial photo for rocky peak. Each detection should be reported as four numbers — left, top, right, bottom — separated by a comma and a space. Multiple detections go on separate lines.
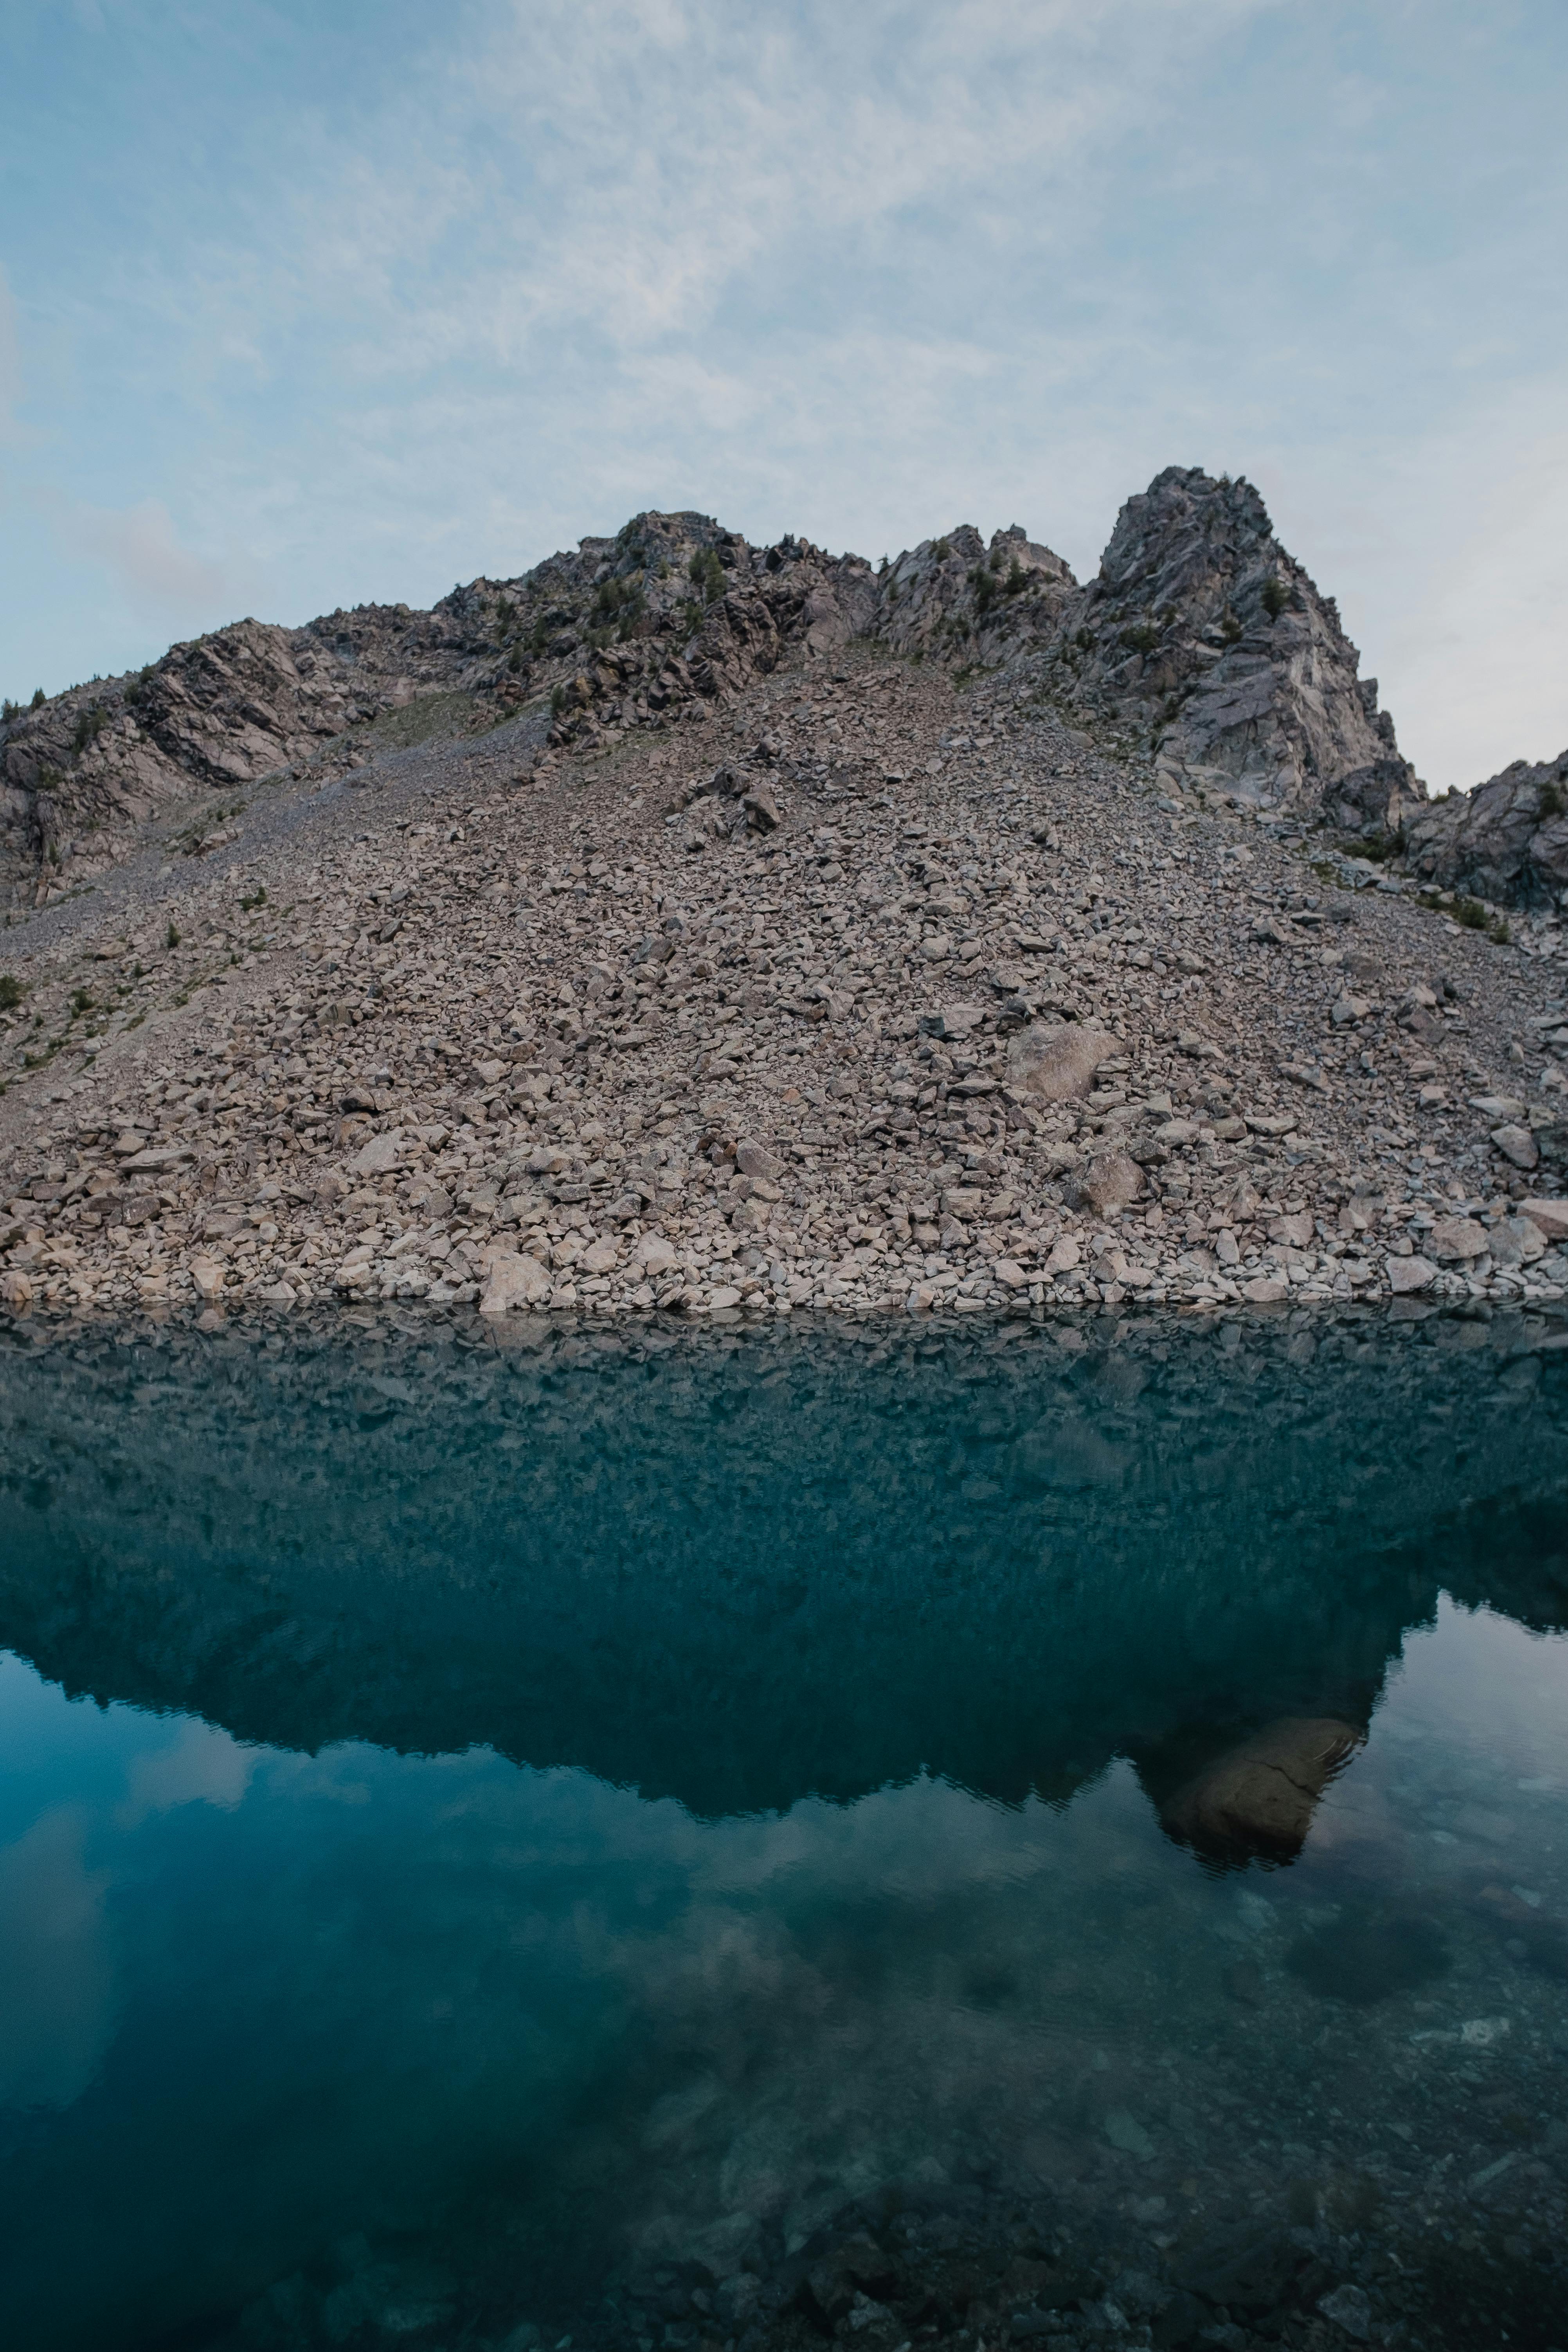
0, 465, 1447, 913
1044, 466, 1422, 836
1404, 748, 1568, 909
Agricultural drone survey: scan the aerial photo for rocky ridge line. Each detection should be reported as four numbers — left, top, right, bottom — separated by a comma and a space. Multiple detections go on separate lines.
4, 466, 1471, 923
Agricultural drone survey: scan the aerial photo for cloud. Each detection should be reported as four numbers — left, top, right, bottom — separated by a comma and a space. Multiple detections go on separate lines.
0, 1808, 118, 2111
64, 496, 233, 615
120, 1718, 258, 1827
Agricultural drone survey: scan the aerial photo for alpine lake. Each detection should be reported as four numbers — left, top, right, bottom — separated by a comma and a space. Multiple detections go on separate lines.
1, 1298, 1566, 2352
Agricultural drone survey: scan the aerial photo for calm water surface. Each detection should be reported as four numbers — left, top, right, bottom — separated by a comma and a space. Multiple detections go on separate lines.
1, 1307, 1566, 2352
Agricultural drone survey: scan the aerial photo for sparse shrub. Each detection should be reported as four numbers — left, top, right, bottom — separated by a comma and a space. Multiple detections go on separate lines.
30, 687, 45, 710
687, 548, 725, 605
72, 703, 107, 754
239, 886, 267, 911
1, 699, 18, 724
934, 539, 951, 562
1540, 778, 1566, 819
1119, 623, 1160, 656
1489, 914, 1512, 945
970, 567, 1000, 616
1261, 576, 1290, 620
550, 684, 569, 717
1455, 897, 1488, 930
1074, 627, 1094, 651
1220, 607, 1243, 643
166, 920, 181, 949
1005, 560, 1027, 596
69, 987, 95, 1016
0, 975, 24, 1010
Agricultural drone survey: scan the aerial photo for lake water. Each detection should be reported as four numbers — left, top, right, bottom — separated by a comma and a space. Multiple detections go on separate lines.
2, 1304, 1567, 2352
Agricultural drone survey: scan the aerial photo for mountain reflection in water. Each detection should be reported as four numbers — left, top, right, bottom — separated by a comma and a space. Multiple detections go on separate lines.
0, 1304, 1565, 2352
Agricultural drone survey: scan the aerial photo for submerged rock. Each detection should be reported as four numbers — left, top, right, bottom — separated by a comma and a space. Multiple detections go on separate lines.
1162, 1717, 1363, 1863
1286, 1907, 1449, 2005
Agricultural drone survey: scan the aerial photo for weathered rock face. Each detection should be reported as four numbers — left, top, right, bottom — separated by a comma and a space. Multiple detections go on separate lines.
1042, 468, 1422, 835
1403, 749, 1568, 911
0, 511, 882, 908
875, 523, 1077, 662
0, 470, 1441, 909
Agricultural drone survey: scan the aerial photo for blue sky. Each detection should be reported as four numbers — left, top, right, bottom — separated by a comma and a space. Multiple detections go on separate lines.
2, 0, 1565, 787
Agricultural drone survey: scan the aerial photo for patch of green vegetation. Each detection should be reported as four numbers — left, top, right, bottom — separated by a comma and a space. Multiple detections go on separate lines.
72, 703, 108, 755
1119, 623, 1160, 656
68, 987, 95, 1016
166, 921, 181, 949
1220, 607, 1243, 644
365, 688, 492, 751
0, 974, 25, 1009
239, 886, 267, 911
1449, 895, 1511, 942
1261, 576, 1290, 620
687, 547, 726, 607
1540, 778, 1566, 819
933, 539, 951, 562
30, 687, 45, 710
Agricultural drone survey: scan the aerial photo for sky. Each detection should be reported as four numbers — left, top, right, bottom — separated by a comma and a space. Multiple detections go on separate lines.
1, 0, 1565, 791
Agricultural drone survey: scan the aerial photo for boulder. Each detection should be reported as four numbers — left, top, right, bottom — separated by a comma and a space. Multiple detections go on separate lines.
1488, 1215, 1547, 1268
478, 1251, 551, 1313
1520, 1198, 1568, 1243
1006, 1019, 1116, 1102
735, 1138, 784, 1183
1075, 1153, 1144, 1216
349, 1129, 406, 1177
797, 2235, 901, 2331
1386, 1253, 1437, 1293
1427, 1216, 1487, 1261
1492, 1124, 1539, 1172
1163, 1717, 1363, 1862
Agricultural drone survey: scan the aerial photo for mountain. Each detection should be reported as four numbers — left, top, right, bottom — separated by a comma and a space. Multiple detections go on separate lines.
1, 469, 1434, 915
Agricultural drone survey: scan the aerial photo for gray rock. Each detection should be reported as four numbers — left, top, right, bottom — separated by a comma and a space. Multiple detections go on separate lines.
478, 1251, 551, 1313
1045, 467, 1422, 835
1318, 2282, 1373, 2339
1075, 1153, 1144, 1216
1492, 1124, 1540, 1171
1404, 748, 1568, 909
1006, 1020, 1116, 1102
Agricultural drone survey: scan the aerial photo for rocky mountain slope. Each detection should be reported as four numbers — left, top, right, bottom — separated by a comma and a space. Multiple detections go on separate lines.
2, 573, 1566, 1327
2, 467, 1455, 924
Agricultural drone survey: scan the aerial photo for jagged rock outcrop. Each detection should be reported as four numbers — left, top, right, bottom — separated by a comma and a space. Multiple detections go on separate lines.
876, 524, 1077, 660
0, 470, 1433, 909
1404, 748, 1568, 910
1041, 467, 1422, 835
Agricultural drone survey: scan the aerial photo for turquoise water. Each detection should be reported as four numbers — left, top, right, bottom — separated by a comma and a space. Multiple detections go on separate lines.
1, 1307, 1566, 2350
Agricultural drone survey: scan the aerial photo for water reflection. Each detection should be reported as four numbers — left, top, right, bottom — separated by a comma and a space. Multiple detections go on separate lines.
0, 1307, 1564, 2352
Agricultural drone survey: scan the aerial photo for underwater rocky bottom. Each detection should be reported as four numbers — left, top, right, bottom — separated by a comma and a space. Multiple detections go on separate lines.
1, 1300, 1566, 2352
